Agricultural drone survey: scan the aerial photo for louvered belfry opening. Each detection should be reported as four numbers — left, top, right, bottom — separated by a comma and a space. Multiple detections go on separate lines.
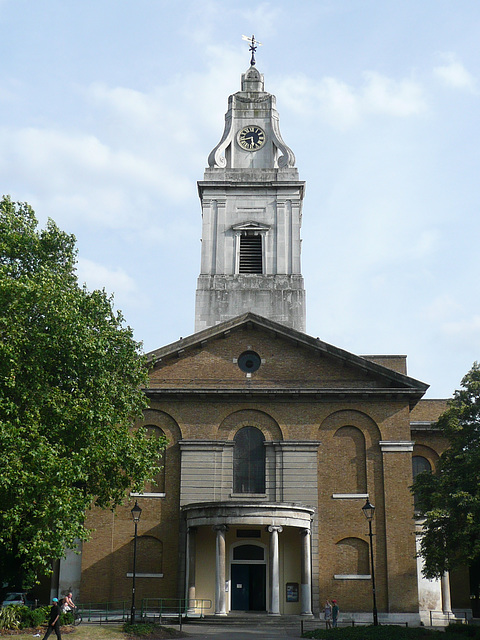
239, 232, 262, 274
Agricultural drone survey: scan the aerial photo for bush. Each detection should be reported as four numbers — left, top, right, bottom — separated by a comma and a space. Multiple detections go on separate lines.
0, 604, 27, 630
123, 622, 158, 636
60, 610, 74, 625
302, 626, 472, 640
445, 623, 480, 638
22, 605, 49, 628
122, 622, 178, 637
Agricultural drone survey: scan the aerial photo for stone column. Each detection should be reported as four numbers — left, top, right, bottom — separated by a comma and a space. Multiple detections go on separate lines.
300, 529, 312, 615
213, 525, 228, 615
268, 525, 283, 615
441, 572, 452, 614
186, 527, 197, 613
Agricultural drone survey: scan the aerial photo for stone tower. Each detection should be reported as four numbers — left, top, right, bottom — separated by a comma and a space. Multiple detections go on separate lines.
195, 64, 306, 332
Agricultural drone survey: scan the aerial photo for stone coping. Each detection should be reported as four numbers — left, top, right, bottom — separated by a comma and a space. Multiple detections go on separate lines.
183, 501, 314, 528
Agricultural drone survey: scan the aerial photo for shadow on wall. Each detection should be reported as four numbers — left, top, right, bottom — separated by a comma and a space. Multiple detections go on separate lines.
80, 521, 178, 605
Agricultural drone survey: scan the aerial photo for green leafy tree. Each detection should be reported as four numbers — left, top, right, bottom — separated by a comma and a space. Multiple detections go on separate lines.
0, 196, 164, 587
413, 362, 480, 581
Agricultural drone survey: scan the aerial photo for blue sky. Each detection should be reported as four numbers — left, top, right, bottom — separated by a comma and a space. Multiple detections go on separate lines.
1, 1, 479, 398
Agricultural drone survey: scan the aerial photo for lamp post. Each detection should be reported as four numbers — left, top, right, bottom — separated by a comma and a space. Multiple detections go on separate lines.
130, 500, 142, 624
362, 498, 378, 626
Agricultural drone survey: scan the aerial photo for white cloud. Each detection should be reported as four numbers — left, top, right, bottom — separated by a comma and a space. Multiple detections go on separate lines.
361, 71, 427, 117
434, 53, 476, 92
442, 315, 480, 346
77, 257, 145, 307
0, 126, 192, 228
241, 3, 283, 39
276, 71, 427, 130
421, 294, 463, 323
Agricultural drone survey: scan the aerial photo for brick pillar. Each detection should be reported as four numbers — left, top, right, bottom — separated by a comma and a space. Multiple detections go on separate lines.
379, 440, 419, 615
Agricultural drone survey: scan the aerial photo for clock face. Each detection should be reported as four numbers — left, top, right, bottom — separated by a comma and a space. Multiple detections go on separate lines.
238, 125, 266, 151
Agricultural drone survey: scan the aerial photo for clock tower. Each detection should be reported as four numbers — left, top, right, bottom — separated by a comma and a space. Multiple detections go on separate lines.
195, 63, 306, 332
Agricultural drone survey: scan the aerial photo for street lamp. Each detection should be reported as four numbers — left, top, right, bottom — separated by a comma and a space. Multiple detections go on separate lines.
362, 498, 378, 626
130, 500, 142, 624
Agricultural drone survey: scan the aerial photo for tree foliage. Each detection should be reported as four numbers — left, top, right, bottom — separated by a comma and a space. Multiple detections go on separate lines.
0, 196, 164, 587
413, 362, 480, 579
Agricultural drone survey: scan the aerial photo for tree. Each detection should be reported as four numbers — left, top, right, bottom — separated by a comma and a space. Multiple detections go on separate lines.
413, 362, 480, 582
0, 196, 164, 587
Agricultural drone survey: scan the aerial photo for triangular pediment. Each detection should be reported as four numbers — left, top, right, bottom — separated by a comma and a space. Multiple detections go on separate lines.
145, 313, 428, 407
231, 221, 270, 233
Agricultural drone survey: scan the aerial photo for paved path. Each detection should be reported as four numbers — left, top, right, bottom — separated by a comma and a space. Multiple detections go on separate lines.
175, 621, 307, 640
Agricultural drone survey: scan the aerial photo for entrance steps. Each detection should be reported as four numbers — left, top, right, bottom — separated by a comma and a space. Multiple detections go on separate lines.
185, 613, 313, 626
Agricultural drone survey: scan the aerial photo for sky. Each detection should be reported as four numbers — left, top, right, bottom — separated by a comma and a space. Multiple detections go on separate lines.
1, 1, 479, 398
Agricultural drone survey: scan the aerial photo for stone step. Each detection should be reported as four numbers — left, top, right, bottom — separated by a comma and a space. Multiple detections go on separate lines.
185, 614, 312, 627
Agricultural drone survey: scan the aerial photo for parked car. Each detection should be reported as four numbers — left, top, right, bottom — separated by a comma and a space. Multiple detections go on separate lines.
1, 592, 31, 608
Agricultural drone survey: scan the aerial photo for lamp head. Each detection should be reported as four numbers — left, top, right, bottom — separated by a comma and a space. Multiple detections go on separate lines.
362, 498, 375, 521
131, 500, 142, 523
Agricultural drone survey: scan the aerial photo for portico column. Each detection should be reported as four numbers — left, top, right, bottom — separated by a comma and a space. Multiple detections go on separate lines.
186, 527, 197, 613
441, 572, 452, 614
300, 528, 312, 615
213, 525, 228, 615
268, 525, 283, 615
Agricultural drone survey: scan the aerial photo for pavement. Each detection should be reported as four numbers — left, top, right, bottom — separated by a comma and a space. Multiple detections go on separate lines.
167, 618, 313, 640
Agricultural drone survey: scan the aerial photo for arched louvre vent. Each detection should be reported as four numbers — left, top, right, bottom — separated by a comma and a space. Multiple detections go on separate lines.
239, 233, 262, 274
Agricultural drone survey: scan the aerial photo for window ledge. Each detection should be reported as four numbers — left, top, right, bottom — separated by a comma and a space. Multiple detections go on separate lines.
130, 492, 166, 499
334, 574, 371, 580
126, 573, 163, 578
332, 494, 369, 500
230, 493, 267, 499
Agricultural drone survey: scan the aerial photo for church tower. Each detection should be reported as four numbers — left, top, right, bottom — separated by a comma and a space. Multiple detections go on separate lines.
195, 60, 306, 332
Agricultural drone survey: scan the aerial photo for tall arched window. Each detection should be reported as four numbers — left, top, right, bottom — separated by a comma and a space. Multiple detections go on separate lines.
335, 537, 370, 576
333, 426, 367, 494
144, 426, 166, 494
412, 455, 432, 511
129, 535, 163, 575
233, 427, 265, 494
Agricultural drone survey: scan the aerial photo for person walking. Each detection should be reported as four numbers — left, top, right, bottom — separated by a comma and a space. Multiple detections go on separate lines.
324, 599, 332, 629
332, 599, 339, 627
42, 597, 62, 640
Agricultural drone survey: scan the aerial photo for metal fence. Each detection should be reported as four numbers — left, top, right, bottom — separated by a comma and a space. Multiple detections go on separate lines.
429, 610, 469, 626
300, 619, 410, 634
142, 598, 212, 621
76, 598, 213, 624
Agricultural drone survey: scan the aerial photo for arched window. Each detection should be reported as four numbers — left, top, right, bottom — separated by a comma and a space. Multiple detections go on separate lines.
412, 455, 432, 478
233, 427, 265, 494
333, 426, 367, 494
144, 426, 166, 494
335, 537, 370, 576
412, 455, 432, 511
129, 535, 163, 575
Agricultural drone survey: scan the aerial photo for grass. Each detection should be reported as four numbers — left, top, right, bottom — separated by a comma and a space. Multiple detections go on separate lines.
0, 625, 126, 639
0, 622, 184, 640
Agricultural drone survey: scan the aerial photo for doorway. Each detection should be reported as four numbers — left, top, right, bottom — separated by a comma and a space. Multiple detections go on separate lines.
231, 563, 266, 611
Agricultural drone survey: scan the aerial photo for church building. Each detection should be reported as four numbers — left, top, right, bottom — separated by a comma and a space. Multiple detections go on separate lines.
62, 55, 471, 624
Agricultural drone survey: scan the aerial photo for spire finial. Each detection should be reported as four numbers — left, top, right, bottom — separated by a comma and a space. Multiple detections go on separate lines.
242, 34, 262, 66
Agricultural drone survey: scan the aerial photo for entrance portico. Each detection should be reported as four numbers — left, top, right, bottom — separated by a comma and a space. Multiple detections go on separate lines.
183, 502, 314, 616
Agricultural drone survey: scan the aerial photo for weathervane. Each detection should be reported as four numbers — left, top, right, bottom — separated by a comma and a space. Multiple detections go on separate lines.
242, 34, 262, 66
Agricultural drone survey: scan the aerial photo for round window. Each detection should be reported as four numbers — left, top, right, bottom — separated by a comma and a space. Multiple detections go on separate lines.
238, 351, 261, 373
